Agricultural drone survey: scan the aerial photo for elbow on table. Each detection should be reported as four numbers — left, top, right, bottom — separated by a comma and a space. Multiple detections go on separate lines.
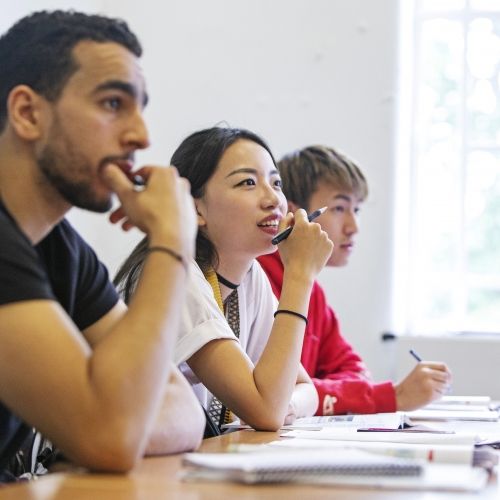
70, 426, 144, 473
145, 402, 205, 455
247, 413, 283, 432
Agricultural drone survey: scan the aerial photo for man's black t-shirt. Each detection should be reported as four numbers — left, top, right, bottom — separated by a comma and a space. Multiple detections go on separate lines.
0, 203, 119, 472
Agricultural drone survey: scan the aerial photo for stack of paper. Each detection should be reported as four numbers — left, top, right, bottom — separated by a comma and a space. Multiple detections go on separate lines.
185, 395, 496, 493
281, 428, 478, 445
182, 449, 488, 492
269, 437, 497, 469
406, 408, 499, 422
407, 395, 498, 421
270, 438, 474, 464
426, 395, 491, 412
430, 395, 491, 406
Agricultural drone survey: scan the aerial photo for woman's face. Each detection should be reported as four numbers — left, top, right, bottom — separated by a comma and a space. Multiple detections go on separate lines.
196, 139, 287, 264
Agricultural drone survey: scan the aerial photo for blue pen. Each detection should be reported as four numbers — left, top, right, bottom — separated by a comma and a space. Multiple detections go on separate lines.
409, 349, 422, 362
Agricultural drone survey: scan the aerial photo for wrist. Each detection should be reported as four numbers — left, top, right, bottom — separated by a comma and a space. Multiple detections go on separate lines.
148, 229, 191, 258
394, 383, 406, 411
282, 269, 314, 292
146, 245, 188, 272
274, 309, 308, 325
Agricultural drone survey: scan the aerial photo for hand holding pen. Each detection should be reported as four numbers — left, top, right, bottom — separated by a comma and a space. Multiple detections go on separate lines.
272, 206, 327, 244
275, 208, 333, 281
393, 350, 452, 411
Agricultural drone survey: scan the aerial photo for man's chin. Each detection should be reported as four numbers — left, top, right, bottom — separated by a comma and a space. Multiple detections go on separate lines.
328, 256, 349, 268
72, 195, 113, 213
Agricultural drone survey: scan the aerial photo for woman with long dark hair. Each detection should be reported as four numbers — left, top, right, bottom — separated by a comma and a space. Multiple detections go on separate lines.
115, 127, 333, 432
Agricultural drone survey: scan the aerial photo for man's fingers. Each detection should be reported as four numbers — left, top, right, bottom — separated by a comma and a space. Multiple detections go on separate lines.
422, 367, 451, 383
419, 362, 450, 372
101, 163, 132, 195
121, 220, 135, 231
109, 206, 127, 224
428, 368, 451, 382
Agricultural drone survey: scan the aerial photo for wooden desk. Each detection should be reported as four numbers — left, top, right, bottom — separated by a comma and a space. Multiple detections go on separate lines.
0, 430, 498, 499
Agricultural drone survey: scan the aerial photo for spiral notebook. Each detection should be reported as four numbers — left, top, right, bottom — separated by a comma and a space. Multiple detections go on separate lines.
182, 449, 422, 484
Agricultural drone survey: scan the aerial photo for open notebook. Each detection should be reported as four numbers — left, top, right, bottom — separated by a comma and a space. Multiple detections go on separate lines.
182, 449, 422, 484
222, 412, 403, 431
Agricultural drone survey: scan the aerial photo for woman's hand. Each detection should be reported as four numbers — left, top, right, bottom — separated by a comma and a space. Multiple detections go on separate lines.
278, 209, 333, 282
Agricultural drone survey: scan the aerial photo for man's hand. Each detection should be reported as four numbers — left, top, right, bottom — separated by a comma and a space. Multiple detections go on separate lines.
395, 362, 452, 411
102, 164, 196, 257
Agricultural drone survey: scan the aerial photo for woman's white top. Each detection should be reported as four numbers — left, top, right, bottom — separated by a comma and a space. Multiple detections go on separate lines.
175, 259, 278, 408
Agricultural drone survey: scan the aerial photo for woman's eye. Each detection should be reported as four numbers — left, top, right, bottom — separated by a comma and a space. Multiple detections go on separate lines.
354, 207, 361, 215
236, 179, 256, 187
273, 179, 283, 188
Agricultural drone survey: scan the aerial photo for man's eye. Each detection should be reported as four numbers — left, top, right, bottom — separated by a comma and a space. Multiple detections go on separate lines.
103, 97, 122, 111
332, 206, 345, 213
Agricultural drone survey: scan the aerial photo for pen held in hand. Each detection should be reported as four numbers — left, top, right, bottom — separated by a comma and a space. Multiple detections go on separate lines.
131, 174, 146, 186
271, 206, 327, 245
409, 349, 422, 362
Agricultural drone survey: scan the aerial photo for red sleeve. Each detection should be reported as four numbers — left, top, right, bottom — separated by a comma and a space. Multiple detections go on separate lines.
305, 283, 396, 415
258, 251, 397, 416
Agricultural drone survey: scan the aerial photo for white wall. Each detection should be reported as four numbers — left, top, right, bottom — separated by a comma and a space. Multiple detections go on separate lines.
394, 334, 500, 399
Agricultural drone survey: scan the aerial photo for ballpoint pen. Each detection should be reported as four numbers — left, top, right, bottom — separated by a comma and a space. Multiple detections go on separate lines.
409, 349, 422, 362
131, 174, 146, 186
271, 206, 327, 245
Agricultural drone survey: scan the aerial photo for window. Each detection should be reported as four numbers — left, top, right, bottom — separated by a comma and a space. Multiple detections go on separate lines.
395, 0, 500, 334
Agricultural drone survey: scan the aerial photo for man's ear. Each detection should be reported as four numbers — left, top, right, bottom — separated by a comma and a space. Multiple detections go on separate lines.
7, 85, 47, 141
287, 200, 300, 213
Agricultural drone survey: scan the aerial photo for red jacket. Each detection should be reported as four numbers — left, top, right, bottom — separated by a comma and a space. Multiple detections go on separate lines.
258, 251, 396, 415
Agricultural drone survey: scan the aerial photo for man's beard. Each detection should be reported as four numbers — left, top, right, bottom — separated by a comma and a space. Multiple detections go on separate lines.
37, 123, 112, 213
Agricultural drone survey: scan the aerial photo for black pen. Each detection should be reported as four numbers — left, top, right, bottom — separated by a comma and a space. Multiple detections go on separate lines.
409, 349, 422, 362
271, 206, 327, 245
131, 174, 146, 186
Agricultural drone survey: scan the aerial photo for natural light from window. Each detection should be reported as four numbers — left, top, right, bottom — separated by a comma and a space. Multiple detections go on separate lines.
395, 0, 500, 335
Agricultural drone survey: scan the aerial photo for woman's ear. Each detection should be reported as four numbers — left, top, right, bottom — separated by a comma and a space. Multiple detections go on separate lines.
7, 85, 47, 141
194, 200, 207, 227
